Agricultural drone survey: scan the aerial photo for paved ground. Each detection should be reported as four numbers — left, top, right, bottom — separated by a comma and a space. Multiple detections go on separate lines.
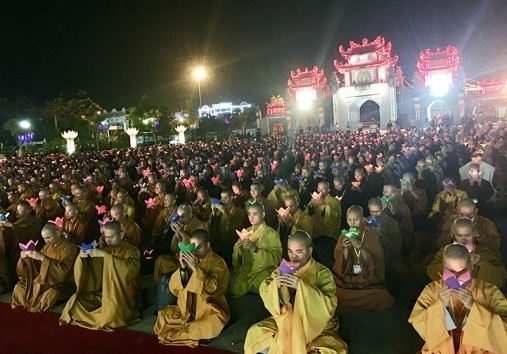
2, 199, 506, 354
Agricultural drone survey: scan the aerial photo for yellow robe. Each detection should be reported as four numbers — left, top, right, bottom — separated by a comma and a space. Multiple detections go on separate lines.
232, 222, 282, 296
154, 250, 230, 347
51, 190, 65, 203
209, 203, 245, 264
244, 258, 347, 354
120, 218, 142, 247
151, 205, 178, 238
427, 245, 507, 289
428, 190, 467, 221
192, 200, 213, 227
278, 208, 313, 238
409, 279, 507, 354
153, 217, 208, 280
59, 240, 141, 331
267, 187, 299, 210
311, 195, 341, 240
12, 238, 78, 312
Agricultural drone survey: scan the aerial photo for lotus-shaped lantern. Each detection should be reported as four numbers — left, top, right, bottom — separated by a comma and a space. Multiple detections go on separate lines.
278, 258, 301, 275
95, 205, 107, 215
19, 240, 38, 252
49, 217, 64, 228
236, 228, 252, 240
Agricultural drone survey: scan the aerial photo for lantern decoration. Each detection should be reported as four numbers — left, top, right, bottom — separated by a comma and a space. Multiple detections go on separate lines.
61, 131, 78, 155
125, 128, 139, 148
175, 125, 187, 144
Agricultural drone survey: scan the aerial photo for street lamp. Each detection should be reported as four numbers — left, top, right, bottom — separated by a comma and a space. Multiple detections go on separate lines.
19, 120, 31, 129
193, 66, 206, 111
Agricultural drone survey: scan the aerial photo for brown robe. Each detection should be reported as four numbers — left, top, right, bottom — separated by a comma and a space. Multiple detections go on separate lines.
436, 216, 501, 257
120, 218, 142, 247
399, 186, 427, 217
76, 198, 100, 242
154, 250, 230, 347
59, 239, 141, 331
11, 238, 78, 312
427, 244, 507, 289
34, 198, 63, 225
209, 203, 245, 265
63, 216, 88, 245
333, 228, 394, 310
153, 217, 208, 280
151, 205, 178, 238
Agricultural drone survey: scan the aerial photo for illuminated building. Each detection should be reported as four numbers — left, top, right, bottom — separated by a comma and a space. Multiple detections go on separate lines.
331, 36, 398, 131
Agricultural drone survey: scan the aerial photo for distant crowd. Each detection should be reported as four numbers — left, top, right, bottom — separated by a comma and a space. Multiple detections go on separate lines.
1, 120, 506, 353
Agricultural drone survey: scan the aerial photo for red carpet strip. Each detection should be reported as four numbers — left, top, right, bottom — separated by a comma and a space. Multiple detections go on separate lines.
0, 302, 233, 354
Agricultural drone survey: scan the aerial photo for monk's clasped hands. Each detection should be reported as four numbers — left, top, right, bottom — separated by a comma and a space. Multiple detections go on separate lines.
439, 285, 475, 310
25, 251, 44, 261
276, 274, 299, 289
85, 248, 106, 258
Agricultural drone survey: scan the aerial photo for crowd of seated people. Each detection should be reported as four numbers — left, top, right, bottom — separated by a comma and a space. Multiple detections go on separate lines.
0, 121, 506, 353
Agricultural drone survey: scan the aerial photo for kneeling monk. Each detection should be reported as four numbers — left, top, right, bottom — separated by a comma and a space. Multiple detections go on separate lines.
12, 223, 78, 312
60, 221, 141, 330
154, 229, 229, 347
410, 243, 507, 353
427, 218, 507, 288
332, 205, 394, 310
244, 231, 347, 354
232, 203, 282, 296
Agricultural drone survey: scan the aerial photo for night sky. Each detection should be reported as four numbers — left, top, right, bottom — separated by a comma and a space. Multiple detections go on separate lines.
1, 0, 506, 110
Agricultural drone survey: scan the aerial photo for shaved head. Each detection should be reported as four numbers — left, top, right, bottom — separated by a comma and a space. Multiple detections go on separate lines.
288, 231, 312, 248
443, 243, 471, 263
247, 202, 265, 214
451, 218, 474, 233
104, 220, 122, 235
190, 228, 210, 244
457, 198, 476, 210
347, 205, 363, 216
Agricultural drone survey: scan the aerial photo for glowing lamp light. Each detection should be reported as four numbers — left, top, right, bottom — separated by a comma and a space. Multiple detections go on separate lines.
61, 130, 78, 155
298, 99, 312, 111
193, 67, 206, 81
19, 120, 31, 129
430, 74, 451, 97
126, 128, 139, 148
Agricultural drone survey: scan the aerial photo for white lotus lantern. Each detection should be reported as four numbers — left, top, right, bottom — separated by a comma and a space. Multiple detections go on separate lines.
175, 125, 187, 144
126, 128, 139, 148
61, 130, 78, 155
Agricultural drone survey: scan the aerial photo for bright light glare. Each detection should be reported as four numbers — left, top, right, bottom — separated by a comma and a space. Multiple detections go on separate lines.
298, 99, 312, 111
19, 120, 31, 129
193, 67, 206, 81
430, 74, 450, 97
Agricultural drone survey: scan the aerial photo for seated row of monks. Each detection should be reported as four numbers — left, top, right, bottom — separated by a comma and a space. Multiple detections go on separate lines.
8, 195, 507, 353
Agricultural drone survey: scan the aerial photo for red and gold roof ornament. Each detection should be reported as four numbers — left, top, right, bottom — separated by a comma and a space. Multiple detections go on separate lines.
287, 66, 331, 101
416, 46, 460, 87
333, 36, 398, 70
